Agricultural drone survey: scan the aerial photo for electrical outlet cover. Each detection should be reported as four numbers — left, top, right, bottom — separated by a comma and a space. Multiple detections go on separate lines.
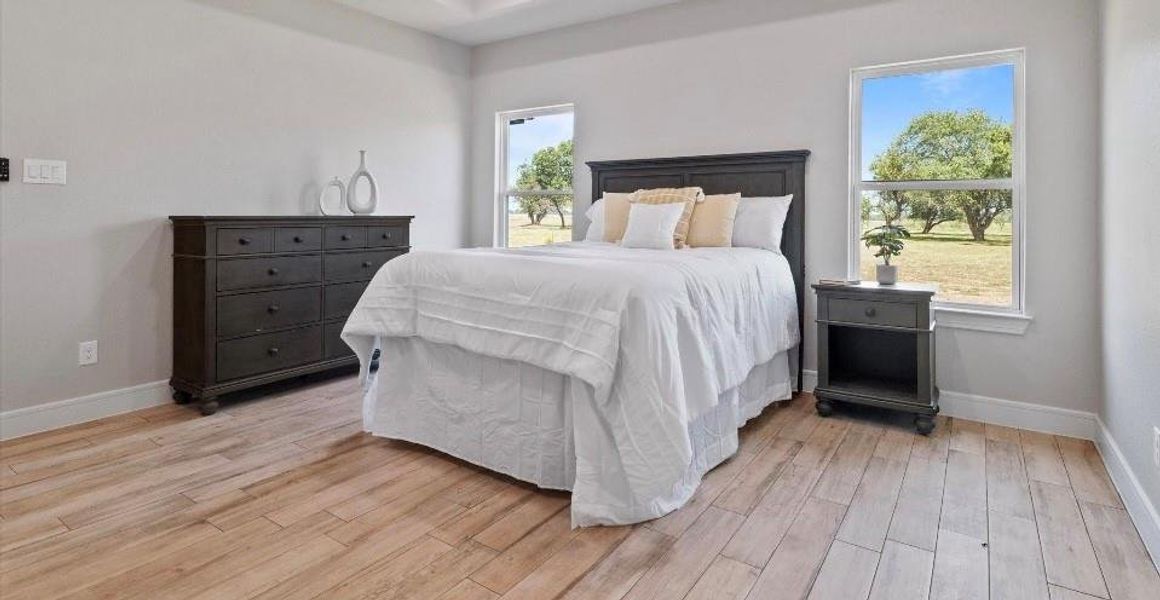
79, 340, 98, 366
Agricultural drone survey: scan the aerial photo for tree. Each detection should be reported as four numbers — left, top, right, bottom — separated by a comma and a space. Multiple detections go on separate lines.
908, 191, 961, 234
515, 140, 574, 229
873, 110, 1012, 240
868, 150, 909, 226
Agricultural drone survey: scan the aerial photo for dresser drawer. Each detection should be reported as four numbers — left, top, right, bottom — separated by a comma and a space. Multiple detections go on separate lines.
324, 250, 402, 282
324, 321, 355, 360
325, 226, 366, 249
217, 287, 322, 338
216, 326, 323, 381
827, 297, 917, 329
217, 228, 273, 255
325, 281, 368, 320
217, 255, 322, 291
367, 225, 408, 248
275, 227, 322, 252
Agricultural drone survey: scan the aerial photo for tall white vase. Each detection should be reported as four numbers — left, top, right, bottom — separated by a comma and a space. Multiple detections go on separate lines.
346, 150, 379, 215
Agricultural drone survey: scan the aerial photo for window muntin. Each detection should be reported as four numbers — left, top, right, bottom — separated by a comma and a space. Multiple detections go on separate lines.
851, 51, 1024, 311
495, 106, 575, 248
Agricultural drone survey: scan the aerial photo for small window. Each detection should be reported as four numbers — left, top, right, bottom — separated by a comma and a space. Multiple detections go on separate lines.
495, 105, 575, 248
850, 50, 1024, 312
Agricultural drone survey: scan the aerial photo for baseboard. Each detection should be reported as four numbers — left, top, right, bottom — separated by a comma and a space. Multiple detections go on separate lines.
1095, 419, 1160, 571
0, 380, 171, 441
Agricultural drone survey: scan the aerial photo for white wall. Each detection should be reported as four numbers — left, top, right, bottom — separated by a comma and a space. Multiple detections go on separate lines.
0, 0, 472, 412
470, 0, 1103, 413
1100, 0, 1160, 520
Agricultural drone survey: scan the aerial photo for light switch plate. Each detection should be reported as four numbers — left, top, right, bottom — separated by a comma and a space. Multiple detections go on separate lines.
23, 159, 67, 185
79, 340, 98, 366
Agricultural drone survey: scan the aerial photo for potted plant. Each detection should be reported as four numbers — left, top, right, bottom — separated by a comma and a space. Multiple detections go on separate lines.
862, 224, 910, 285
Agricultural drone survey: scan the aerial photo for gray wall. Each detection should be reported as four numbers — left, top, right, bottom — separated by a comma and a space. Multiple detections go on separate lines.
0, 0, 472, 411
1100, 0, 1160, 516
470, 0, 1104, 413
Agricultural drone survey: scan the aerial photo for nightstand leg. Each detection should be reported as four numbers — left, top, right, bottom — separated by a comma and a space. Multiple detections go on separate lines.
815, 398, 834, 418
172, 388, 193, 405
915, 414, 935, 436
198, 397, 220, 416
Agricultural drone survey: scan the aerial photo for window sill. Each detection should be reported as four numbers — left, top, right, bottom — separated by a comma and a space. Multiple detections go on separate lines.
934, 306, 1032, 335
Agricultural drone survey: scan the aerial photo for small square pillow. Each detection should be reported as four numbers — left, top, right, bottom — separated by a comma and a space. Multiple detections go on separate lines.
584, 200, 605, 242
630, 187, 704, 248
599, 192, 635, 243
687, 193, 741, 247
620, 202, 686, 249
732, 195, 794, 251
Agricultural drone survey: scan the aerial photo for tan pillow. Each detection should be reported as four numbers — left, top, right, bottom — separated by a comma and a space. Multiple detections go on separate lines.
687, 193, 741, 247
600, 192, 635, 243
629, 187, 704, 248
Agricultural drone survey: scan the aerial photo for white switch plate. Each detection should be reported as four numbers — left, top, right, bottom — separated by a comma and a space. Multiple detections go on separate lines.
79, 340, 98, 366
23, 159, 67, 185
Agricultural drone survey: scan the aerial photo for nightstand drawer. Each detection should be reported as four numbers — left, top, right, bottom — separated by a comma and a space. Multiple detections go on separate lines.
828, 297, 917, 328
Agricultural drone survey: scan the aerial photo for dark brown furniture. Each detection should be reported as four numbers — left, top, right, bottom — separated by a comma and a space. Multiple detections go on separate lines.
587, 150, 809, 390
169, 215, 412, 415
812, 282, 939, 434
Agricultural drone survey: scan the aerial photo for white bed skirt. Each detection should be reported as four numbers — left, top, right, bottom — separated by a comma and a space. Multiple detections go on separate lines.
362, 338, 793, 525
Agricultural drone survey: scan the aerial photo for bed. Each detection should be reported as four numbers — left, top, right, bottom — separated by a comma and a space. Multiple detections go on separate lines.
342, 151, 809, 526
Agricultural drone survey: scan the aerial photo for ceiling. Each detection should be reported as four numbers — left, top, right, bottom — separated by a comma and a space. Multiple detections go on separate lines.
330, 0, 686, 46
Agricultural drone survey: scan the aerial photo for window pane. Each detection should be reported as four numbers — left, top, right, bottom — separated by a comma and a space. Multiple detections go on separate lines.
505, 111, 574, 247
859, 189, 1012, 306
862, 64, 1014, 182
506, 193, 574, 248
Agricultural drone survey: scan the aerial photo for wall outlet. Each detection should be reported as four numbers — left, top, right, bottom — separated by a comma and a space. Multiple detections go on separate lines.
1153, 426, 1160, 469
78, 340, 98, 366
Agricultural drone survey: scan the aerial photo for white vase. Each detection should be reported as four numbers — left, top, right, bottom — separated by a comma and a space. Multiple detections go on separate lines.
876, 264, 898, 285
318, 177, 349, 216
346, 150, 379, 215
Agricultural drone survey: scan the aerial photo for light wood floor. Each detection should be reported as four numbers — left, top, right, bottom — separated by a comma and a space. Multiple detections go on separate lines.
2, 374, 1158, 600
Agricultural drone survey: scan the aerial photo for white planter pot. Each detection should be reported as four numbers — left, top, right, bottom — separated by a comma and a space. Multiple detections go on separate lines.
876, 264, 898, 285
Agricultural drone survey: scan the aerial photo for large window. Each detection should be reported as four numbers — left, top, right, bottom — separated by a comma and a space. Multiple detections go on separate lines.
495, 105, 575, 248
850, 50, 1025, 313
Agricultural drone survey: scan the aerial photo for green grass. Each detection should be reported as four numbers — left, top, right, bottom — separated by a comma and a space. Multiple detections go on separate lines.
860, 219, 1012, 306
508, 214, 573, 247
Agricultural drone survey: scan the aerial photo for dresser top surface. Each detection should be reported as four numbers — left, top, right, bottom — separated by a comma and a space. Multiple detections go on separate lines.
169, 215, 413, 223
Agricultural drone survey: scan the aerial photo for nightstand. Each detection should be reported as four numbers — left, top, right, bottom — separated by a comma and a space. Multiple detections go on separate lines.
812, 282, 939, 434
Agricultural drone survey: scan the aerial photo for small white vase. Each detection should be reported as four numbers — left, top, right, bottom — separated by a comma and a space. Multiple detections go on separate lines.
318, 177, 349, 216
876, 264, 898, 285
346, 150, 379, 215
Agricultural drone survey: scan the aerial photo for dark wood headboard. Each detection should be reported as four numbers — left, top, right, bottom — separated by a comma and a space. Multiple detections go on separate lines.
586, 150, 810, 391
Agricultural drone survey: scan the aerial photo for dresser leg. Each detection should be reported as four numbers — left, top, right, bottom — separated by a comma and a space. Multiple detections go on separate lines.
198, 397, 220, 416
915, 414, 935, 436
815, 398, 834, 417
172, 388, 192, 405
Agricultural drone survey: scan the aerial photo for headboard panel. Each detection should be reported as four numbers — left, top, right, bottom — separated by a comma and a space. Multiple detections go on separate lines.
586, 150, 810, 391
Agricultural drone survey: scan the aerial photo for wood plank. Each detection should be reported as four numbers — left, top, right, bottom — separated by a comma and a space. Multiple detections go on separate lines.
1079, 501, 1160, 600
1048, 585, 1105, 600
836, 456, 907, 552
1020, 430, 1070, 486
929, 529, 988, 600
948, 418, 985, 455
811, 424, 883, 505
623, 506, 745, 600
805, 540, 879, 600
1057, 437, 1123, 508
887, 456, 946, 551
1029, 481, 1108, 598
874, 427, 916, 463
985, 423, 1022, 444
372, 539, 499, 600
909, 415, 950, 463
989, 510, 1050, 600
713, 437, 801, 514
473, 493, 569, 551
745, 498, 847, 600
986, 438, 1035, 520
187, 536, 347, 600
683, 556, 759, 600
471, 509, 580, 595
647, 449, 758, 538
309, 535, 454, 600
560, 526, 674, 600
440, 579, 500, 600
430, 485, 533, 546
939, 449, 988, 541
867, 540, 934, 600
500, 525, 631, 600
0, 513, 68, 553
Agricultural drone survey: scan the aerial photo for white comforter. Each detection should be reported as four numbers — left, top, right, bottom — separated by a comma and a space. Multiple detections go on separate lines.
342, 241, 799, 525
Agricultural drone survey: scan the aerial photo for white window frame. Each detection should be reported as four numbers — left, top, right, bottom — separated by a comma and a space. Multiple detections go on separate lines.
494, 104, 575, 247
849, 49, 1029, 331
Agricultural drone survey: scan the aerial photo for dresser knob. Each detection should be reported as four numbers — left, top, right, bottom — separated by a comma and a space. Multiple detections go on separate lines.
293, 236, 303, 243
382, 232, 392, 240
865, 307, 877, 317
238, 237, 251, 245
267, 304, 280, 314
341, 234, 351, 241
267, 347, 280, 356
268, 267, 280, 276
362, 261, 373, 268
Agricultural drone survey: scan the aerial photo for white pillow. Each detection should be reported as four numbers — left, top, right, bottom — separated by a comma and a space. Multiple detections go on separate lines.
584, 200, 605, 242
620, 202, 686, 249
732, 195, 794, 251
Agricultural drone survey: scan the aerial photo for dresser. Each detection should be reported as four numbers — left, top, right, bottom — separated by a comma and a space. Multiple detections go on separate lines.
812, 282, 939, 434
169, 215, 412, 415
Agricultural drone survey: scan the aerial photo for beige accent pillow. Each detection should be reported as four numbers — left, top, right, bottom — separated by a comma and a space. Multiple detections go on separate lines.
600, 192, 636, 243
629, 187, 704, 248
687, 193, 741, 247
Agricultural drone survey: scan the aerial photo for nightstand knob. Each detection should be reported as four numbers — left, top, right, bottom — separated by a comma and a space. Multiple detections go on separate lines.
238, 237, 251, 245
341, 234, 351, 241
267, 304, 280, 314
267, 347, 280, 356
267, 268, 280, 276
864, 307, 877, 317
382, 232, 392, 240
293, 236, 303, 243
362, 261, 373, 268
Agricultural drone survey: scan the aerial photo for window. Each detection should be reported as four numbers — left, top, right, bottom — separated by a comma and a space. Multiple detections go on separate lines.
850, 50, 1025, 314
495, 105, 575, 248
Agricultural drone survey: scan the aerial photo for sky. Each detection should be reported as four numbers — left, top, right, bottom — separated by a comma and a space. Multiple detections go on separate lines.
861, 63, 1014, 179
506, 112, 574, 185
